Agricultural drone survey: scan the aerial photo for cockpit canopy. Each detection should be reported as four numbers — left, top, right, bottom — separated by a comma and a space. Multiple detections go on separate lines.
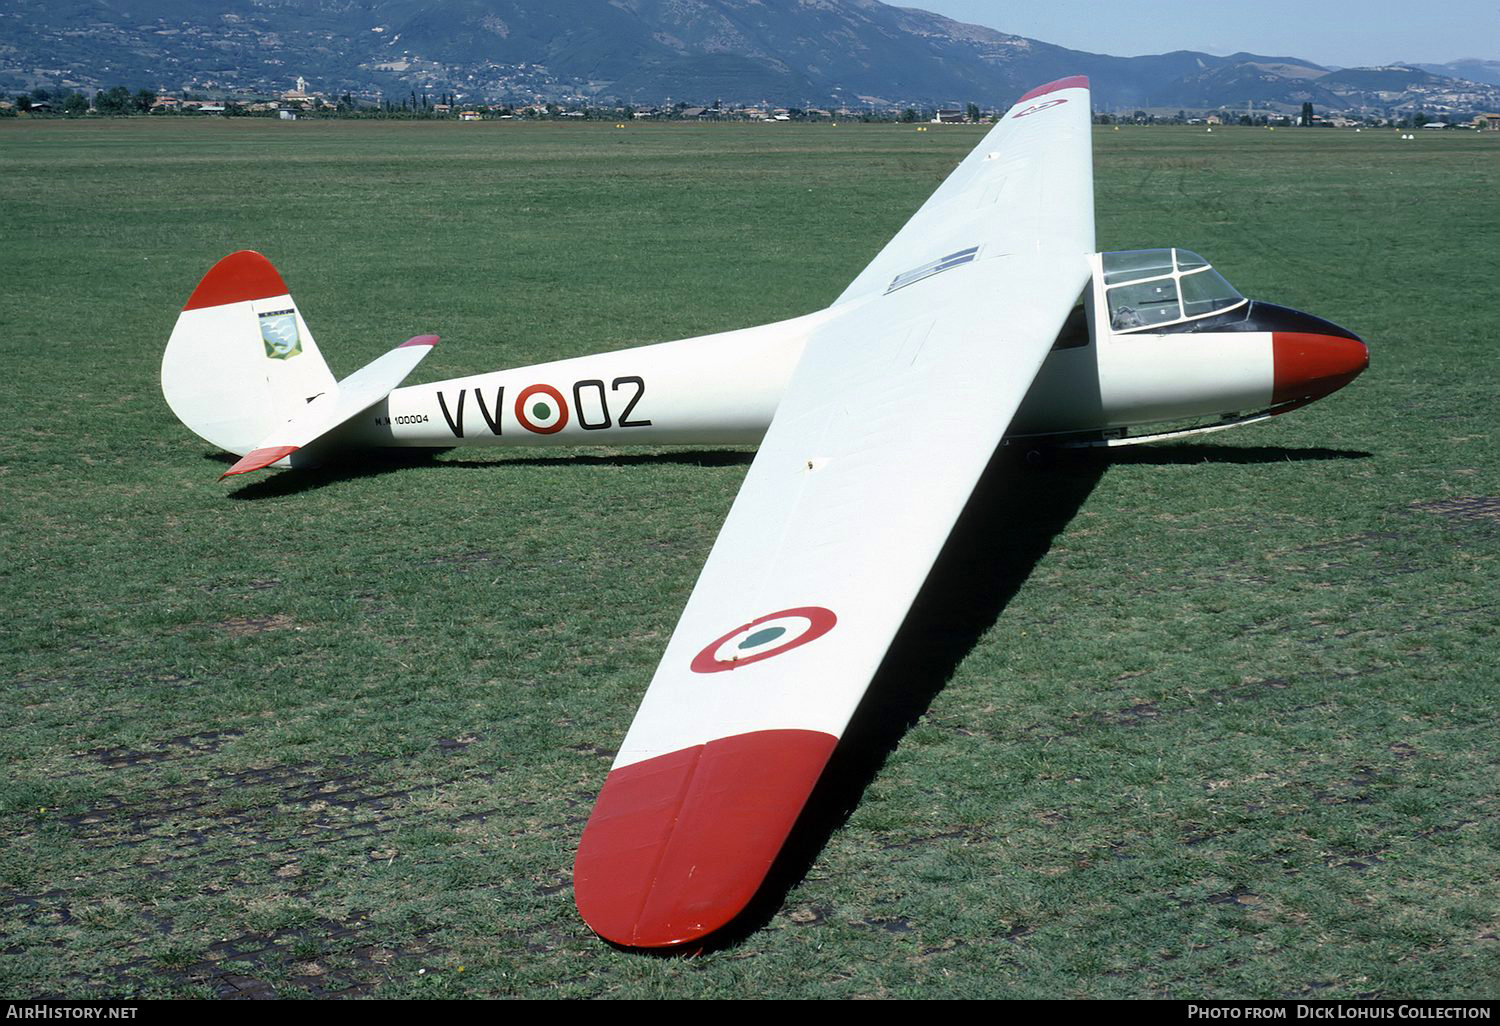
1103, 249, 1246, 333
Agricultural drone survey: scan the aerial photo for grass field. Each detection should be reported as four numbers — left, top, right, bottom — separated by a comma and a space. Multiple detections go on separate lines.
1, 117, 1496, 999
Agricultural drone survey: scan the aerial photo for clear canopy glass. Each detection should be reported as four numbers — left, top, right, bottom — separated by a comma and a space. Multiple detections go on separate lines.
1102, 249, 1245, 332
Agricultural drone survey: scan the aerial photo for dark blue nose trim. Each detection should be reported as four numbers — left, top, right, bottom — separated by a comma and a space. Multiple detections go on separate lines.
1155, 301, 1362, 343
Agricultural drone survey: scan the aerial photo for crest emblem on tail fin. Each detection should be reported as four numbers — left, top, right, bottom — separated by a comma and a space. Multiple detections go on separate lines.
258, 308, 303, 360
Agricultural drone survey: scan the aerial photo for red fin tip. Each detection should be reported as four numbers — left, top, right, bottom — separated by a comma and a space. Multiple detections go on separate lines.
183, 250, 291, 311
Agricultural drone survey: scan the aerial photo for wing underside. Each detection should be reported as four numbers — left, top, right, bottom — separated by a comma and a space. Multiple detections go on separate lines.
574, 76, 1097, 948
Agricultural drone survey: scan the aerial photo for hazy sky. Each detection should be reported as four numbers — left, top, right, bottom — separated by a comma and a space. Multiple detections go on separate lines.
904, 1, 1499, 68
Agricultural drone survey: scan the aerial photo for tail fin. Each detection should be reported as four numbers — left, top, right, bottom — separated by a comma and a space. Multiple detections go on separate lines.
162, 251, 338, 455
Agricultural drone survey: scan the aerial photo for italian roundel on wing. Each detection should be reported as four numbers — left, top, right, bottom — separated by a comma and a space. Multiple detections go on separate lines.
690, 606, 838, 673
514, 383, 569, 434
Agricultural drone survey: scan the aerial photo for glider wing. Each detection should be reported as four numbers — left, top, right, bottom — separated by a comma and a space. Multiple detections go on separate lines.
574, 76, 1096, 947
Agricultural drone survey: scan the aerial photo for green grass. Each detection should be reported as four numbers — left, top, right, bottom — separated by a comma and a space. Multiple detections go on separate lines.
0, 118, 1496, 998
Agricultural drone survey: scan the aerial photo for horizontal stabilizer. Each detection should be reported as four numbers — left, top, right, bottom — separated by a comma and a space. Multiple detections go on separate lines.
222, 335, 438, 478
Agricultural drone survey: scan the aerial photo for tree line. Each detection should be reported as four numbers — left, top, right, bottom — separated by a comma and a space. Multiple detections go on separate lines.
7, 85, 157, 115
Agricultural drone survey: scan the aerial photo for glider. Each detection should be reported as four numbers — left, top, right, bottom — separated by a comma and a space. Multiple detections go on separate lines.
162, 76, 1367, 949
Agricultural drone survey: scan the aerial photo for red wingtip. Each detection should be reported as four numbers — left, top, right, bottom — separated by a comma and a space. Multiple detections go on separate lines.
399, 334, 440, 348
574, 729, 838, 948
183, 250, 290, 311
221, 445, 298, 479
1017, 75, 1089, 102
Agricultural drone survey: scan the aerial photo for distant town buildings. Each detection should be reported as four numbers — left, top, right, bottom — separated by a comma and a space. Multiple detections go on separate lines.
10, 73, 1499, 132
282, 76, 312, 103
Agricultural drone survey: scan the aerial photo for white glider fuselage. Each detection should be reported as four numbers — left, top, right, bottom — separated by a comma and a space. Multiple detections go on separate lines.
350, 250, 1366, 455
351, 308, 824, 450
163, 76, 1372, 950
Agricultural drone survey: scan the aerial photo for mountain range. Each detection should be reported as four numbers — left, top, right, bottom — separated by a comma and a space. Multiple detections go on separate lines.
2, 0, 1496, 115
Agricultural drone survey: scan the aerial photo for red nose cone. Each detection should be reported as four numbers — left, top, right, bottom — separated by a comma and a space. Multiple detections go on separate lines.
1272, 332, 1369, 405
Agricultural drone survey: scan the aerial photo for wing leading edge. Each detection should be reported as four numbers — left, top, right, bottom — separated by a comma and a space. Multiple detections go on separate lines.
574, 76, 1096, 948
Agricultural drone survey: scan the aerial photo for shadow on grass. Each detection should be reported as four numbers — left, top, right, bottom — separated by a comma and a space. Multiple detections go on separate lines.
697, 445, 1108, 951
700, 439, 1371, 951
1099, 443, 1372, 466
215, 440, 1365, 502
205, 435, 1370, 951
215, 448, 756, 500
